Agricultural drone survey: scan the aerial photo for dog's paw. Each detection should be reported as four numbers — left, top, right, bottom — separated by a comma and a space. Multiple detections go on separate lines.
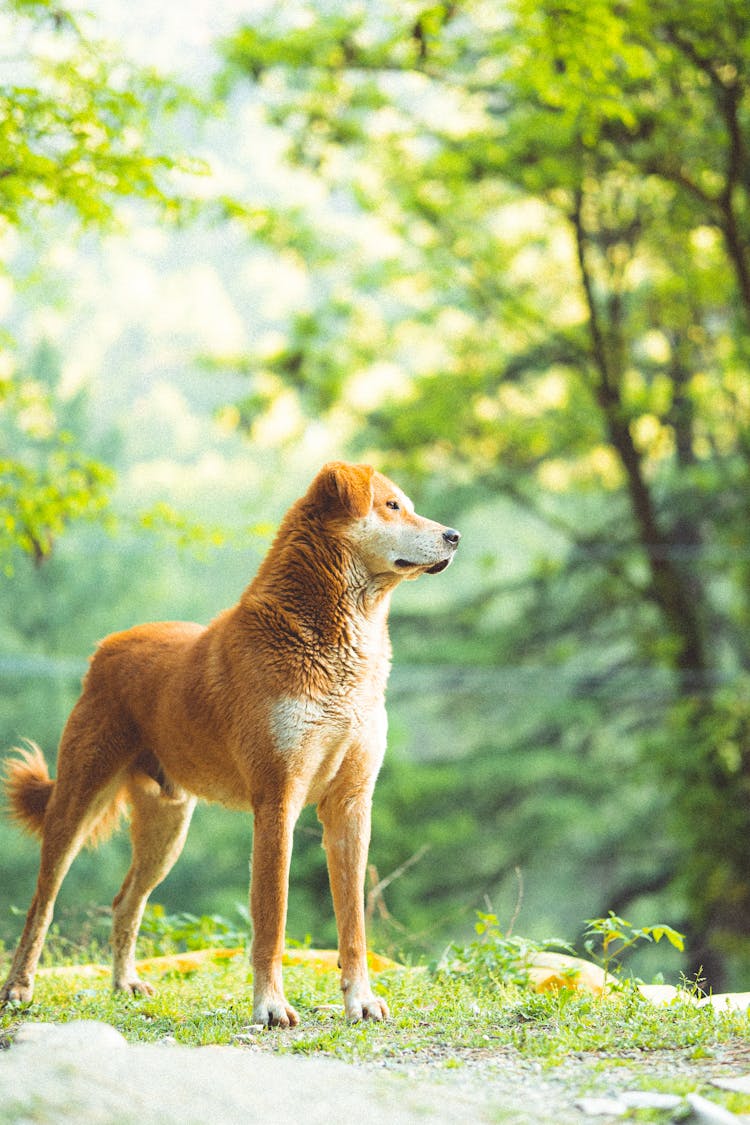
345, 992, 390, 1023
0, 979, 34, 1007
252, 997, 300, 1029
114, 977, 155, 998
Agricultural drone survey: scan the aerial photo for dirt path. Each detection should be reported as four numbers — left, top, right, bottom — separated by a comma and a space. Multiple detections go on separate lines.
3, 1020, 750, 1123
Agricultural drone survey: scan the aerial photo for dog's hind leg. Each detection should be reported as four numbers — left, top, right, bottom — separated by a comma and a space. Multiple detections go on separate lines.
110, 772, 195, 995
0, 739, 129, 1007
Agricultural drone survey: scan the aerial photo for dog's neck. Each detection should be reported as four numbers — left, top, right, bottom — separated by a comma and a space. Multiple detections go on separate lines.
243, 516, 396, 652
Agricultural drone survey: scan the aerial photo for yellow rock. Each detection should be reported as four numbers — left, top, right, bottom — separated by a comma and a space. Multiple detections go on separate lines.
637, 983, 697, 1007
37, 947, 400, 982
525, 951, 614, 995
282, 948, 400, 973
134, 947, 243, 976
698, 992, 750, 1013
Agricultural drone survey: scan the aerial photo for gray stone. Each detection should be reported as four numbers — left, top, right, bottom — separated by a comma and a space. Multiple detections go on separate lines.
686, 1092, 743, 1123
621, 1090, 683, 1110
575, 1096, 627, 1117
11, 1020, 128, 1051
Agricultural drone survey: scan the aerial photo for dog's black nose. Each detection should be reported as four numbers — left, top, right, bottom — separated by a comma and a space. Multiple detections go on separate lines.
443, 528, 461, 546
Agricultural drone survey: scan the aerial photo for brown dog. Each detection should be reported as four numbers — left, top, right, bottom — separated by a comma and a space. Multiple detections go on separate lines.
1, 462, 460, 1025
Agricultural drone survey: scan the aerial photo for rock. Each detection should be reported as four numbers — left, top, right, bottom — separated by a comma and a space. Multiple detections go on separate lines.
575, 1090, 685, 1116
527, 953, 613, 996
575, 1096, 627, 1116
0, 1030, 551, 1124
637, 984, 698, 1007
685, 1092, 743, 1122
621, 1091, 684, 1110
698, 993, 750, 1014
712, 1076, 750, 1094
12, 1020, 128, 1051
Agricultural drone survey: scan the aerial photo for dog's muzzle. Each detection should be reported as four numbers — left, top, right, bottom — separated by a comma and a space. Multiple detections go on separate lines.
425, 528, 461, 574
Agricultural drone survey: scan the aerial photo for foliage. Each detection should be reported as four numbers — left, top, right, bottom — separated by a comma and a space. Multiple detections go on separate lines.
0, 0, 199, 228
218, 0, 750, 986
582, 912, 685, 979
434, 910, 684, 991
137, 904, 250, 956
0, 346, 115, 570
0, 0, 204, 565
435, 911, 573, 988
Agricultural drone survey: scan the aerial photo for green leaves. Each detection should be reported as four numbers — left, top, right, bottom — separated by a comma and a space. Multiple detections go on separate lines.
0, 447, 114, 568
0, 3, 196, 230
584, 913, 685, 978
438, 911, 574, 988
0, 0, 205, 565
0, 369, 115, 569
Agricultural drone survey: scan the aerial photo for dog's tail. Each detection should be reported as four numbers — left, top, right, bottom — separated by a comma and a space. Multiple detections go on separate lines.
3, 742, 54, 837
3, 741, 129, 845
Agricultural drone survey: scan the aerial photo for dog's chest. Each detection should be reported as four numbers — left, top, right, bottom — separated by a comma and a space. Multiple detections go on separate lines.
269, 675, 381, 753
267, 670, 387, 801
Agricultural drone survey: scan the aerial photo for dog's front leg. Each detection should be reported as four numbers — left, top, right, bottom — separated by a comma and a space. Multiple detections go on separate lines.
250, 797, 300, 1028
318, 785, 389, 1022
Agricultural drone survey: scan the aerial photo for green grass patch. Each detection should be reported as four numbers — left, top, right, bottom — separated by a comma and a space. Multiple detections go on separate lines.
2, 908, 749, 1082
2, 953, 748, 1066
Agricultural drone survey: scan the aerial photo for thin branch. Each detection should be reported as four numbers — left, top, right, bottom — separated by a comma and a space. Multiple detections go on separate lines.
365, 844, 431, 924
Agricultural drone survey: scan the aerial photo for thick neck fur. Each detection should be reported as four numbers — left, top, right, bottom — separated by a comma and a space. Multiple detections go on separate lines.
242, 500, 395, 653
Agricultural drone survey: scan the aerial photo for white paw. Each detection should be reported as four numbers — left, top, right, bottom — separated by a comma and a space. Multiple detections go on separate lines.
344, 991, 390, 1022
114, 977, 155, 997
252, 996, 300, 1028
1, 979, 34, 1006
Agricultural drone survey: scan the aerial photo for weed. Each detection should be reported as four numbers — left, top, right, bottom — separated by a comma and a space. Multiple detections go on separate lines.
582, 913, 685, 980
433, 911, 573, 987
137, 903, 250, 956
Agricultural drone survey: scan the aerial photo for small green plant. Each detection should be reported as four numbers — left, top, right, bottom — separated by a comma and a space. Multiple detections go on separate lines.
137, 904, 250, 956
583, 912, 685, 979
435, 911, 573, 987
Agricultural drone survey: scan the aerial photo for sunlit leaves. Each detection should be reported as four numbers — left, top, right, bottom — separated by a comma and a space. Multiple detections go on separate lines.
0, 3, 197, 229
1, 0, 203, 564
0, 443, 114, 570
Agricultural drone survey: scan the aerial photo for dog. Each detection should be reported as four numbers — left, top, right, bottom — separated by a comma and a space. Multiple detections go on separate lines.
1, 462, 460, 1025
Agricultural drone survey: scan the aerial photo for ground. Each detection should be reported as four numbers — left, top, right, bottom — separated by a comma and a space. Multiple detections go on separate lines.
2, 950, 750, 1122
2, 1020, 750, 1123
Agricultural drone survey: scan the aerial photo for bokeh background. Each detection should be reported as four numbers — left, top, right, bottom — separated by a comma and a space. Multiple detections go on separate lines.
2, 0, 750, 989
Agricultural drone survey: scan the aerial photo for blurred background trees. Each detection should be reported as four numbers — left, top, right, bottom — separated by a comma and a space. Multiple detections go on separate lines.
2, 0, 749, 988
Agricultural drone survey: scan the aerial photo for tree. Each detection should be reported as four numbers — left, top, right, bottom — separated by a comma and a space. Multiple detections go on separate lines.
0, 0, 200, 567
220, 0, 750, 983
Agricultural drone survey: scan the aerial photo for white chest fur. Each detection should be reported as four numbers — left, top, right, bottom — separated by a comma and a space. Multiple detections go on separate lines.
268, 691, 387, 803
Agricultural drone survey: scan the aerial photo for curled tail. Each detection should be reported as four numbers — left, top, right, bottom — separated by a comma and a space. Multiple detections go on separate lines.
3, 742, 54, 837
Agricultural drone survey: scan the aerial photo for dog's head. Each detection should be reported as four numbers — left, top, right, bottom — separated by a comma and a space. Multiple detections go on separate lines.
306, 461, 460, 581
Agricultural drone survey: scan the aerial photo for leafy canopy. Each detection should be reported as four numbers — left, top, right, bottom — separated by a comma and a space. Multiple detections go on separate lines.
0, 0, 204, 567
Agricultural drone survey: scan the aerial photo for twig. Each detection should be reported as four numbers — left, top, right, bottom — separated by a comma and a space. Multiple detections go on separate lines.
506, 867, 524, 937
366, 844, 430, 923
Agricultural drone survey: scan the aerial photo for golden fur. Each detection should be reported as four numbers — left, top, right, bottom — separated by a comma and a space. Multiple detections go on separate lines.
1, 462, 460, 1024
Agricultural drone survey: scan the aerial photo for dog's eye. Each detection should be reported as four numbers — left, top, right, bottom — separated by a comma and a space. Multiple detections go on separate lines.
386, 500, 400, 511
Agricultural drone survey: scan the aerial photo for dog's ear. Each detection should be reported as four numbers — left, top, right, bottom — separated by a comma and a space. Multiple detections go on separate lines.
308, 462, 374, 519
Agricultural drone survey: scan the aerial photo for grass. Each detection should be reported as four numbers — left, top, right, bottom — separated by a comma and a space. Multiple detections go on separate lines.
2, 913, 750, 1121
1, 945, 748, 1060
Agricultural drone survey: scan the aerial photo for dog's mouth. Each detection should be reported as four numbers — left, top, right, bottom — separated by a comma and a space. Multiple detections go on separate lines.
395, 557, 452, 575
